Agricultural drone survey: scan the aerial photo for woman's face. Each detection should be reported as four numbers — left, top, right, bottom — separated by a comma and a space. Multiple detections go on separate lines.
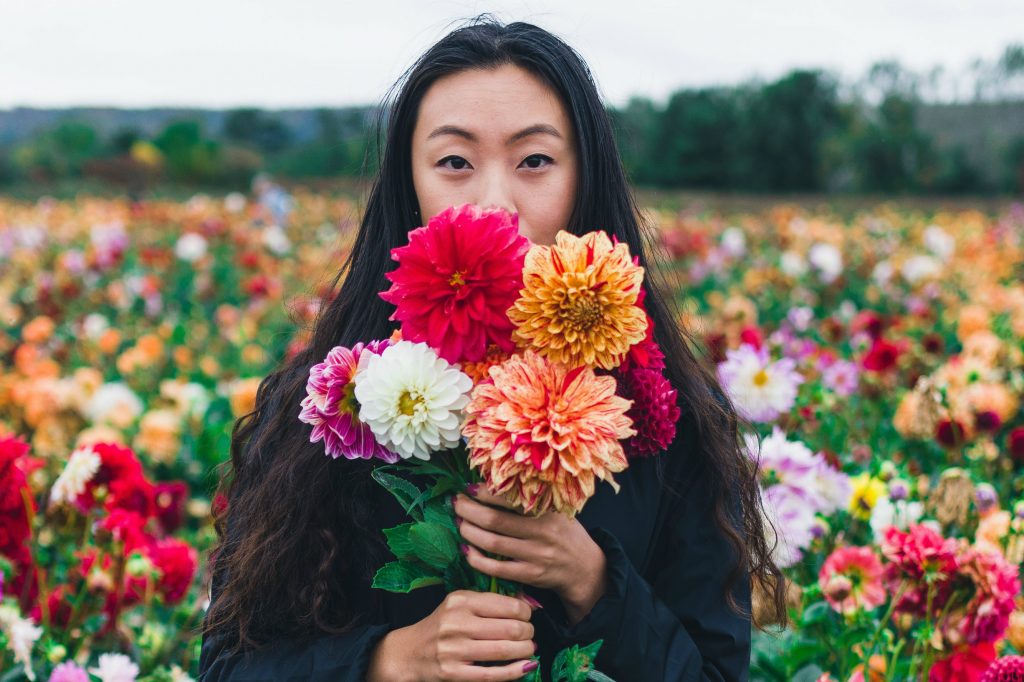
411, 63, 578, 246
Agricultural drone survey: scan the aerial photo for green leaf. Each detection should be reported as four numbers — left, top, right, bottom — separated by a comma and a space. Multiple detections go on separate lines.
371, 561, 443, 593
423, 497, 457, 531
382, 522, 418, 559
408, 521, 459, 570
372, 469, 424, 521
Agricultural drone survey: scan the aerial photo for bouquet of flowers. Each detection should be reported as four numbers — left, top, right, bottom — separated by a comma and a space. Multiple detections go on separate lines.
299, 203, 681, 681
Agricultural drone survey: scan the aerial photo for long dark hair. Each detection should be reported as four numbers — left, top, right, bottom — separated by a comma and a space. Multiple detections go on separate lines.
203, 14, 788, 651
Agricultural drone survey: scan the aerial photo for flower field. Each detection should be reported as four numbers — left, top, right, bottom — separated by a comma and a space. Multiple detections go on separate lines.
1, 190, 1023, 680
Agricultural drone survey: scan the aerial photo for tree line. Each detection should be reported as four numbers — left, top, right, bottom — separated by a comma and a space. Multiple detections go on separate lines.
1, 47, 1022, 195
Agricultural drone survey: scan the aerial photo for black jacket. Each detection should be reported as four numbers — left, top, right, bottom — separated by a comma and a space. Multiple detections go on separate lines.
197, 423, 752, 682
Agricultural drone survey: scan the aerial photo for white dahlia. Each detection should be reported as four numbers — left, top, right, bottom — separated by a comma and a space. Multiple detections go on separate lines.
353, 340, 472, 460
49, 444, 101, 507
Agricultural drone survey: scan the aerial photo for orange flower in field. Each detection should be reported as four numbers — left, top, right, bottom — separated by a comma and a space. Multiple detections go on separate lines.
462, 350, 634, 517
508, 231, 647, 370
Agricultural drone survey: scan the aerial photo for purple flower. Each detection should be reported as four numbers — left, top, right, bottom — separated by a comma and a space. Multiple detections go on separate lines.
299, 340, 399, 462
48, 662, 90, 682
822, 359, 860, 397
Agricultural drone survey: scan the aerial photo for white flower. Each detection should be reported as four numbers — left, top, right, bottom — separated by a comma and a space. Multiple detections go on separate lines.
89, 653, 140, 682
923, 224, 955, 262
0, 607, 43, 681
174, 232, 208, 262
50, 445, 101, 507
82, 313, 110, 340
169, 665, 196, 682
869, 496, 924, 543
872, 260, 894, 286
262, 224, 291, 255
718, 344, 804, 423
353, 341, 472, 460
807, 243, 843, 284
780, 250, 807, 277
901, 254, 941, 284
83, 382, 144, 426
720, 226, 746, 257
224, 192, 247, 213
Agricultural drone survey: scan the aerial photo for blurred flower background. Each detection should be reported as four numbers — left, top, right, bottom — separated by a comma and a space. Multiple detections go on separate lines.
1, 1, 1023, 679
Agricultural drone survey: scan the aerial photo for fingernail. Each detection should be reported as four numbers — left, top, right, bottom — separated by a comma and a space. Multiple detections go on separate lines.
523, 660, 539, 673
459, 543, 469, 556
466, 483, 480, 496
455, 516, 463, 529
532, 641, 539, 654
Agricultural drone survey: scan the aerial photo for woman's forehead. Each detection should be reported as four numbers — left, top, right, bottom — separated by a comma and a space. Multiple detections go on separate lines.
414, 65, 572, 143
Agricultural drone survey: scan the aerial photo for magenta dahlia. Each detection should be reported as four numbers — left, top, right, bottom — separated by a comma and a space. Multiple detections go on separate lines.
379, 203, 530, 364
616, 367, 680, 457
981, 656, 1024, 682
299, 340, 398, 462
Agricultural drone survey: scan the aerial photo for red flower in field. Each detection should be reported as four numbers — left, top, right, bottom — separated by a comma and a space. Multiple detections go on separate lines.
75, 442, 155, 516
881, 523, 959, 616
935, 418, 970, 449
1007, 427, 1024, 464
861, 337, 906, 372
817, 546, 886, 615
851, 310, 886, 340
953, 547, 1021, 645
0, 434, 36, 601
147, 538, 198, 603
930, 642, 996, 681
379, 203, 530, 364
153, 481, 189, 533
739, 325, 763, 350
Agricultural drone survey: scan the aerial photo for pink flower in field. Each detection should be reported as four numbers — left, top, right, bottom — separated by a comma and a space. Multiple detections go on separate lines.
818, 546, 886, 615
299, 340, 399, 462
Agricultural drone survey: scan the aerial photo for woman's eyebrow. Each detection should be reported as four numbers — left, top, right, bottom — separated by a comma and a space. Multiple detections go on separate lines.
426, 123, 563, 145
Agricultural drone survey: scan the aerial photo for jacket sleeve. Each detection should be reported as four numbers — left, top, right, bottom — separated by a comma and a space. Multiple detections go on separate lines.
541, 461, 752, 682
197, 546, 394, 681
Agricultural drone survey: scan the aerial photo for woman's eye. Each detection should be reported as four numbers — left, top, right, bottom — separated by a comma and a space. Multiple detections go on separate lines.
438, 155, 471, 170
521, 154, 553, 170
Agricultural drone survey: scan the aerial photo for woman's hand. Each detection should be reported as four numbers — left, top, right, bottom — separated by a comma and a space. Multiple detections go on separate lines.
453, 486, 609, 624
367, 590, 539, 682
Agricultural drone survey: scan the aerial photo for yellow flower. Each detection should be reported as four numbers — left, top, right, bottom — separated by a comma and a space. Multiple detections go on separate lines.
507, 231, 647, 370
849, 472, 887, 520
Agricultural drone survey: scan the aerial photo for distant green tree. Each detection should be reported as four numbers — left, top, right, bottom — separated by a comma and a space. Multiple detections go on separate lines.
223, 108, 291, 154
153, 120, 224, 184
737, 70, 844, 191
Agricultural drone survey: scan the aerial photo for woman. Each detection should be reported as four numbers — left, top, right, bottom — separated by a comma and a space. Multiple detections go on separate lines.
198, 15, 787, 682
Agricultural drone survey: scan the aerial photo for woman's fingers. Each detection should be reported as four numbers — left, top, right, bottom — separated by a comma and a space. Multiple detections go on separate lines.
464, 615, 534, 642
454, 494, 533, 538
448, 659, 539, 682
457, 590, 534, 621
458, 636, 536, 662
458, 516, 535, 560
462, 544, 537, 584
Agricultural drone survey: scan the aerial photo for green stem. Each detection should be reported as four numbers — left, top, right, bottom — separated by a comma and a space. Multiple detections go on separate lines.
489, 574, 498, 593
864, 580, 908, 664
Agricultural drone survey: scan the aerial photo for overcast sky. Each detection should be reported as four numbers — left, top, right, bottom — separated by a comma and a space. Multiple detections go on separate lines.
1, 0, 1021, 109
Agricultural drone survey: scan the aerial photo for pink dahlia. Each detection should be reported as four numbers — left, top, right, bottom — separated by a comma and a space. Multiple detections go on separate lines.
930, 642, 997, 681
48, 662, 90, 682
881, 523, 958, 616
954, 547, 1021, 644
379, 203, 530, 364
615, 367, 680, 457
817, 546, 886, 615
981, 656, 1024, 682
299, 340, 398, 462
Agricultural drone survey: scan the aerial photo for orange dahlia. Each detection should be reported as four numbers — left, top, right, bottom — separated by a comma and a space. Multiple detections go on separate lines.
462, 350, 634, 517
507, 230, 647, 370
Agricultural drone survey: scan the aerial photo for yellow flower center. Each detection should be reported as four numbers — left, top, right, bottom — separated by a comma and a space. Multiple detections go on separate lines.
398, 390, 423, 416
563, 290, 603, 330
449, 271, 466, 288
753, 368, 770, 386
336, 382, 359, 416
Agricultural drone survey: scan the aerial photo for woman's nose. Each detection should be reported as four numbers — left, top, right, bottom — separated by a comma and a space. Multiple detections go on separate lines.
477, 173, 516, 217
